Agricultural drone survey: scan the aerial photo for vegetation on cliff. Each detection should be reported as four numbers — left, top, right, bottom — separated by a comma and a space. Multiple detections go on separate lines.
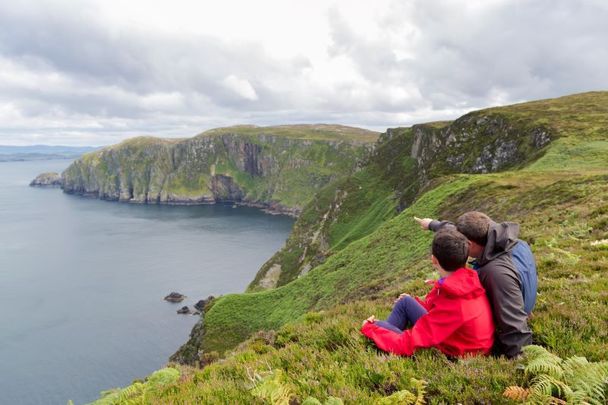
88, 92, 608, 404
62, 124, 378, 215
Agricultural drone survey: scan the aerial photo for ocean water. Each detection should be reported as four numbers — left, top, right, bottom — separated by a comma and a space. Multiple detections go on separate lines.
0, 160, 294, 405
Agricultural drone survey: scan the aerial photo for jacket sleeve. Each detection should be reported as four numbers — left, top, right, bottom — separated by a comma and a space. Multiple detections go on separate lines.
429, 220, 456, 232
480, 266, 532, 358
361, 303, 463, 356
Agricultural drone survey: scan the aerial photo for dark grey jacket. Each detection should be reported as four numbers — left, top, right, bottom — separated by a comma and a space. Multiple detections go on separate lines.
430, 220, 534, 358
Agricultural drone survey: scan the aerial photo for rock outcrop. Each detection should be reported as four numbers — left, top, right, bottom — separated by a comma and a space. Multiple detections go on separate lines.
30, 172, 63, 187
164, 292, 186, 303
194, 296, 215, 312
177, 306, 191, 314
61, 125, 378, 216
409, 113, 553, 185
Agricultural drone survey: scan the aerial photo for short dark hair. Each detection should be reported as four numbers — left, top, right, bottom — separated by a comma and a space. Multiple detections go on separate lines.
456, 211, 492, 246
432, 229, 469, 272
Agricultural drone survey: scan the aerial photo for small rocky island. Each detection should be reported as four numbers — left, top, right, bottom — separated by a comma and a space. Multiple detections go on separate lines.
29, 172, 63, 187
164, 292, 186, 303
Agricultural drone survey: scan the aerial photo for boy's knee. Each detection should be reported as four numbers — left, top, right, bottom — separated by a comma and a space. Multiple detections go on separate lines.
396, 295, 416, 309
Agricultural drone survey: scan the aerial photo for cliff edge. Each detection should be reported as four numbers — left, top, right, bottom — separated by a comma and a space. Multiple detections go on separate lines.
61, 124, 378, 216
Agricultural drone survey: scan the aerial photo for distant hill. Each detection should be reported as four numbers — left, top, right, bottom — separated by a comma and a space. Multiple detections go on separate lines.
0, 145, 98, 162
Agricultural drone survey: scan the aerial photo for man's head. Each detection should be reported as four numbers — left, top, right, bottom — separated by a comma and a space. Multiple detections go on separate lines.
431, 228, 469, 273
456, 211, 493, 258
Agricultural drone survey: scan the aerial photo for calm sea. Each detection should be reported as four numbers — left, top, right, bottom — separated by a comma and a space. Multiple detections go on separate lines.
0, 160, 294, 405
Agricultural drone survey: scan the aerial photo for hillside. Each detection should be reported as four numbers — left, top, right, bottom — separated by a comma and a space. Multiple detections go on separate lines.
61, 124, 378, 216
88, 92, 608, 404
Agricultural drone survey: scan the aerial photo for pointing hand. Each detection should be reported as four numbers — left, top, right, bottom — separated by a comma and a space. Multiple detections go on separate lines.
414, 216, 433, 230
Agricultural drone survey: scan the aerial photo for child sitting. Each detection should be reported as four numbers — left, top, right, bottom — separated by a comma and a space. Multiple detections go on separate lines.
361, 228, 494, 357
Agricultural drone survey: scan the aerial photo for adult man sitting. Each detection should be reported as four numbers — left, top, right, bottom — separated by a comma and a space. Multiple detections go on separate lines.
415, 211, 537, 358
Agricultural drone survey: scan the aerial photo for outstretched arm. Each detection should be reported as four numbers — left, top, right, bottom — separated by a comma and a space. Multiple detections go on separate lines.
414, 217, 455, 232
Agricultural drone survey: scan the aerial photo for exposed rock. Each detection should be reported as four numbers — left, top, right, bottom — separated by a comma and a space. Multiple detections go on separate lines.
177, 306, 191, 314
164, 292, 186, 303
29, 172, 62, 187
210, 175, 244, 201
170, 320, 205, 364
410, 113, 554, 184
193, 295, 215, 312
298, 263, 312, 277
258, 264, 282, 289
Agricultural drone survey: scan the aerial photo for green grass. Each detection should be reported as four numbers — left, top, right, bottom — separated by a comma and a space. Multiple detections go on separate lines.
525, 139, 608, 172
111, 169, 607, 404
199, 124, 379, 143
482, 91, 608, 140
158, 304, 520, 404
178, 175, 478, 356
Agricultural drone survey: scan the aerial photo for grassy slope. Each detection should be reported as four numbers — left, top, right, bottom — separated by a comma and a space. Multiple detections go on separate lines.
89, 92, 608, 404
247, 128, 417, 290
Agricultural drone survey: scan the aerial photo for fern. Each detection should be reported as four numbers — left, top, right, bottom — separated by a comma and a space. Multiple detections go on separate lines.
503, 386, 530, 401
529, 374, 573, 398
302, 397, 344, 405
90, 367, 181, 405
523, 346, 564, 379
375, 378, 427, 405
250, 369, 294, 405
410, 378, 427, 405
563, 357, 608, 404
376, 389, 417, 404
502, 345, 608, 404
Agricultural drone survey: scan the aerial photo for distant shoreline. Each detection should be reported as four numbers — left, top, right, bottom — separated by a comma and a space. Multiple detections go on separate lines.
0, 145, 98, 162
0, 155, 82, 162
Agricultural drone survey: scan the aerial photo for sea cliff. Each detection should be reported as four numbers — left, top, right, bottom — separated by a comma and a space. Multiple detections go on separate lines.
62, 125, 378, 216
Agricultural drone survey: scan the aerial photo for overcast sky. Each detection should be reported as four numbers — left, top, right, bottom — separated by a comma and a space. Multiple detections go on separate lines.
0, 0, 606, 146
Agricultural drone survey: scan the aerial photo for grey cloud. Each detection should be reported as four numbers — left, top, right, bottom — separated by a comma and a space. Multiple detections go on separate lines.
1, 0, 607, 146
328, 0, 608, 111
0, 1, 309, 115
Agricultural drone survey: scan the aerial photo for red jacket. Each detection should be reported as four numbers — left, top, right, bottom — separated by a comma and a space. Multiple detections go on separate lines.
361, 268, 494, 357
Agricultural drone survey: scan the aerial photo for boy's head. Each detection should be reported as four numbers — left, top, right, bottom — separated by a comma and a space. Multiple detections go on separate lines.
432, 228, 469, 272
456, 211, 492, 257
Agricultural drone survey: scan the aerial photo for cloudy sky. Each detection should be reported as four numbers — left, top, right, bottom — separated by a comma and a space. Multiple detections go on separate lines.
0, 0, 606, 146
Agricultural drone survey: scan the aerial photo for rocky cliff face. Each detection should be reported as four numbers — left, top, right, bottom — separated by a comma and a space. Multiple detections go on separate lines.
61, 125, 378, 215
410, 113, 552, 184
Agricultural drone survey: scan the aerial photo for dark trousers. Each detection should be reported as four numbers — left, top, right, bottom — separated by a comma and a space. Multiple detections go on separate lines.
374, 296, 428, 334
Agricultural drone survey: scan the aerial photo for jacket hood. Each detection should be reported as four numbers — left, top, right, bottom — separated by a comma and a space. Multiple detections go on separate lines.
479, 222, 520, 265
438, 268, 486, 299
